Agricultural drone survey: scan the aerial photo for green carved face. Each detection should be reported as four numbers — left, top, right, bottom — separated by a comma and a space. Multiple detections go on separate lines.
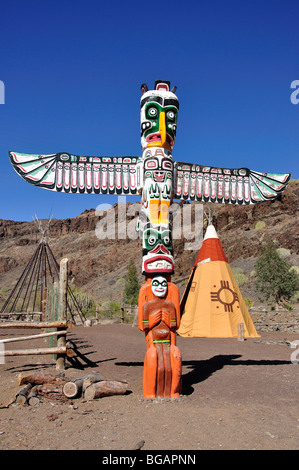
140, 90, 179, 151
143, 226, 173, 255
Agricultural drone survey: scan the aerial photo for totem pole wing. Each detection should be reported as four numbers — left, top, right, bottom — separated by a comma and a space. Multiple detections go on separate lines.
9, 151, 140, 195
173, 161, 291, 204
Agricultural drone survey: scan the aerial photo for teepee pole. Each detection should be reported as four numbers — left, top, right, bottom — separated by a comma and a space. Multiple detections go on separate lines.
1, 215, 86, 324
21, 242, 42, 312
46, 242, 86, 323
40, 241, 45, 311
1, 243, 39, 313
12, 243, 42, 313
44, 242, 56, 281
32, 241, 43, 313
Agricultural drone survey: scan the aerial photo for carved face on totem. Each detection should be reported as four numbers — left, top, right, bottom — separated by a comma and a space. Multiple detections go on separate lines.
142, 222, 173, 274
143, 149, 173, 185
140, 81, 179, 152
151, 276, 168, 298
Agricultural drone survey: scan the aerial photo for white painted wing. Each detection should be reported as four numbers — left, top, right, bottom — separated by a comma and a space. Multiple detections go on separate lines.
173, 161, 291, 204
9, 152, 139, 195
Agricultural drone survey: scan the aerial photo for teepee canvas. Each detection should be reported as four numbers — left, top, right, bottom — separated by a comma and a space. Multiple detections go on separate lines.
178, 224, 259, 338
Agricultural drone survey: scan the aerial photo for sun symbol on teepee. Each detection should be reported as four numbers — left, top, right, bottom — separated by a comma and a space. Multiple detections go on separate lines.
210, 280, 239, 312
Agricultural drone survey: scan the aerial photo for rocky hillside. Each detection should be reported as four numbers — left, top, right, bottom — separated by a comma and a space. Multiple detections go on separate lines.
0, 181, 299, 312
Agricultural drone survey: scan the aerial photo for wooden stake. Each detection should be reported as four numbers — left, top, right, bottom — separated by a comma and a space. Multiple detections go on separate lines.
56, 258, 68, 371
41, 287, 47, 323
59, 259, 68, 321
238, 322, 244, 341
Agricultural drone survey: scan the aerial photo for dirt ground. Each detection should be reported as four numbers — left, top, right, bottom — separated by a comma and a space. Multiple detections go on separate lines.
0, 323, 298, 451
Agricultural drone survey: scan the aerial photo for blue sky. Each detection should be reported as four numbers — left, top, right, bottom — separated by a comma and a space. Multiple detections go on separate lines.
0, 0, 298, 221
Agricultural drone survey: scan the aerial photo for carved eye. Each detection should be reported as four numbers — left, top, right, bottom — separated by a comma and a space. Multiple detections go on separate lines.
145, 158, 158, 170
162, 160, 173, 170
148, 107, 158, 117
167, 111, 175, 120
148, 235, 156, 246
163, 236, 170, 246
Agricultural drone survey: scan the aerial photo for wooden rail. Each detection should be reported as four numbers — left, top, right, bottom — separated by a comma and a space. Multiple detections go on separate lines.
0, 321, 73, 329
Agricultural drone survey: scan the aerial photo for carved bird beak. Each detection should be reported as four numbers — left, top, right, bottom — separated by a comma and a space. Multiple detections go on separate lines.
158, 111, 167, 147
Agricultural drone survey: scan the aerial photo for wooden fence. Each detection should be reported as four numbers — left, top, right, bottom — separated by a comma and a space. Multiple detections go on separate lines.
84, 306, 138, 326
0, 258, 74, 370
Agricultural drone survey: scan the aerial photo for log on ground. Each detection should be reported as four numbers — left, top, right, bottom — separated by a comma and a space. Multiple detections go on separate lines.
35, 383, 68, 402
18, 372, 66, 386
36, 383, 65, 395
28, 386, 40, 406
84, 380, 128, 400
15, 383, 33, 405
63, 373, 103, 398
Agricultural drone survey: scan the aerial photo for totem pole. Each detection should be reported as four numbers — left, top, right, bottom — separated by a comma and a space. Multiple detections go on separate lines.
9, 80, 291, 399
137, 81, 182, 398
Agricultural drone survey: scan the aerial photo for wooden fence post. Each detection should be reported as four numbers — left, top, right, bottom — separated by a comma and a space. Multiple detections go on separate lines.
238, 322, 244, 341
56, 258, 68, 370
41, 287, 47, 323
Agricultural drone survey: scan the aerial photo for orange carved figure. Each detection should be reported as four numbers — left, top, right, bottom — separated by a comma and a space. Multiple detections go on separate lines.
138, 276, 182, 398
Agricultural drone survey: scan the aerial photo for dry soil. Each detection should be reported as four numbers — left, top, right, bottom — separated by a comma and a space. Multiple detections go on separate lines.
0, 324, 298, 451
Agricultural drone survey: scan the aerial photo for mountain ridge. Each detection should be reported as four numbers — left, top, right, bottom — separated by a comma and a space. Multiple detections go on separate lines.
0, 182, 298, 309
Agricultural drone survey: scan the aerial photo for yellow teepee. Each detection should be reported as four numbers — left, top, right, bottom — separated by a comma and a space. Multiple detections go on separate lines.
178, 224, 260, 338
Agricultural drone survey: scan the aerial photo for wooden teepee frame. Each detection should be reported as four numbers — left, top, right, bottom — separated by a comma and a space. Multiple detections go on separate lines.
0, 216, 86, 324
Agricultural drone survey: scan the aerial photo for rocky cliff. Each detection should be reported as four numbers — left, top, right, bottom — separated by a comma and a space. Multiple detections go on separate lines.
0, 181, 299, 309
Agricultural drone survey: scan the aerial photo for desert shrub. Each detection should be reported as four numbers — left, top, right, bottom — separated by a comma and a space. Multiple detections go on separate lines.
116, 277, 126, 287
123, 259, 140, 306
244, 297, 254, 307
285, 304, 293, 311
234, 273, 248, 287
231, 267, 244, 275
276, 248, 291, 259
254, 242, 299, 307
291, 290, 299, 303
100, 300, 121, 317
69, 287, 96, 316
290, 266, 299, 275
255, 221, 266, 230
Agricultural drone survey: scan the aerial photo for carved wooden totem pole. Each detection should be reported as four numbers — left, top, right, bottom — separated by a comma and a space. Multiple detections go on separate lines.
137, 81, 182, 398
9, 80, 291, 399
